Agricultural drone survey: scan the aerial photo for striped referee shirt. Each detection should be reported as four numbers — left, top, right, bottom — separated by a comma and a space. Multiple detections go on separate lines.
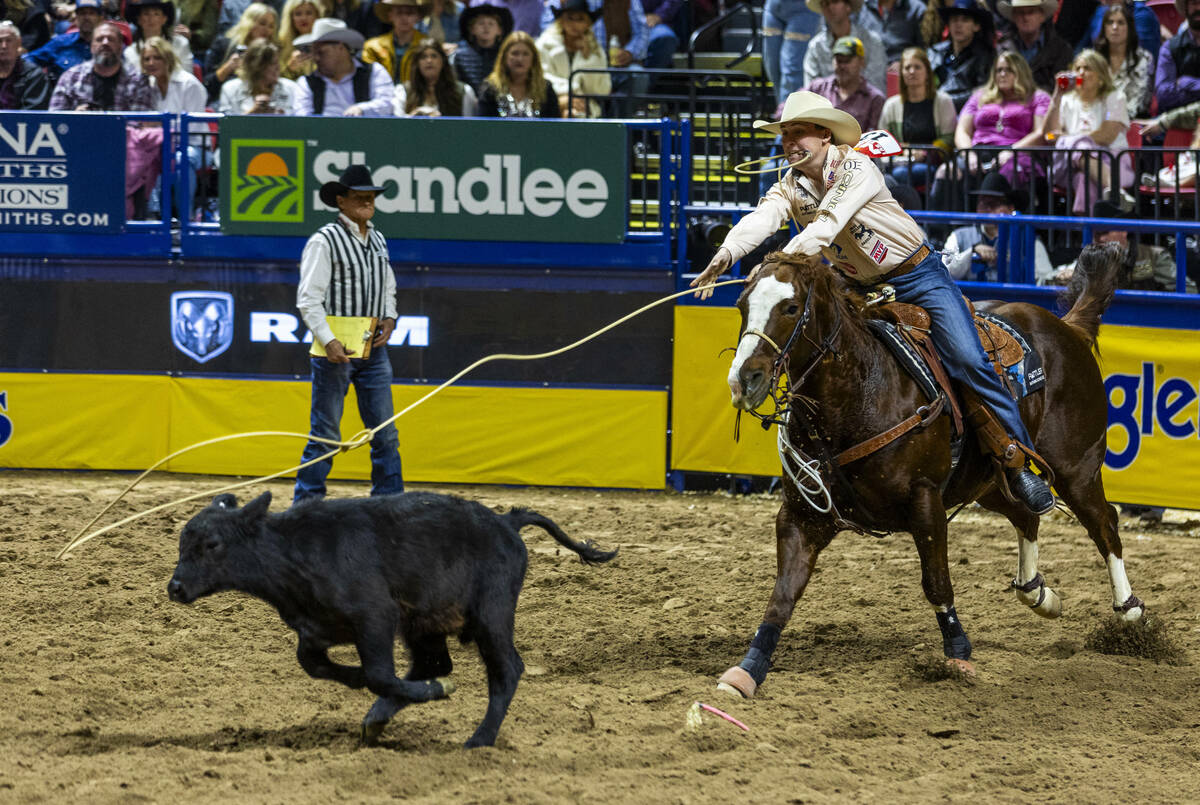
297, 213, 398, 349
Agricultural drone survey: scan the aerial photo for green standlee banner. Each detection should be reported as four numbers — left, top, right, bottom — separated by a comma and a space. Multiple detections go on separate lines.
218, 117, 628, 243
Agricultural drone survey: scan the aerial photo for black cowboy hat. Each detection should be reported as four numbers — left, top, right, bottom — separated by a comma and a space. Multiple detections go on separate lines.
319, 165, 387, 207
938, 0, 994, 33
125, 0, 177, 28
1091, 199, 1129, 220
551, 0, 601, 20
970, 171, 1018, 203
459, 3, 515, 40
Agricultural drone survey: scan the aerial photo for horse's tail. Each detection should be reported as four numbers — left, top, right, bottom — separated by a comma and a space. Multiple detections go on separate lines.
1057, 242, 1121, 351
504, 508, 618, 566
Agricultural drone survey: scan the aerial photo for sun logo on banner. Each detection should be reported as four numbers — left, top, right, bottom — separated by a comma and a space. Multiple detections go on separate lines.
229, 140, 305, 223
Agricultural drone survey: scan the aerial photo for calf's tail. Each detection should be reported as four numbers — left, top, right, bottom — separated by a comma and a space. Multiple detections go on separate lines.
1057, 242, 1121, 352
504, 508, 618, 566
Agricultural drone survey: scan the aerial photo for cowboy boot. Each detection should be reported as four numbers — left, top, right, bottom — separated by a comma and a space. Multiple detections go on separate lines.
964, 403, 1055, 515
1005, 466, 1055, 515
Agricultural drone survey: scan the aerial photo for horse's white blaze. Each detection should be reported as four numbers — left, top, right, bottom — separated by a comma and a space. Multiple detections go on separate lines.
1107, 553, 1135, 610
728, 276, 796, 394
1017, 537, 1039, 585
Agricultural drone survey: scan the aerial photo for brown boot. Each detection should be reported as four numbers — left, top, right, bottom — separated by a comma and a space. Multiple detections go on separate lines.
964, 401, 1055, 515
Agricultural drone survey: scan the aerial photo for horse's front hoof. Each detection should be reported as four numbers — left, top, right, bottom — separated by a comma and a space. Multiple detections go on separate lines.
717, 666, 757, 698
1016, 581, 1063, 619
361, 719, 386, 746
434, 677, 456, 697
1032, 587, 1063, 619
945, 658, 976, 676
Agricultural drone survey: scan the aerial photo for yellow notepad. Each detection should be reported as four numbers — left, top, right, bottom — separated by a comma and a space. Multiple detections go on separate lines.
310, 316, 378, 359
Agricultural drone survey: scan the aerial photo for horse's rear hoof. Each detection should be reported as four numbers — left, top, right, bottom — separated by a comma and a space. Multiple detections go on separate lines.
1114, 595, 1145, 622
717, 666, 757, 698
945, 658, 976, 676
434, 677, 456, 697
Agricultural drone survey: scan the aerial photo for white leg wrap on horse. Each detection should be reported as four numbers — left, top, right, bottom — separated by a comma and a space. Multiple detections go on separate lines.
1017, 538, 1039, 585
1107, 554, 1143, 621
1011, 572, 1063, 618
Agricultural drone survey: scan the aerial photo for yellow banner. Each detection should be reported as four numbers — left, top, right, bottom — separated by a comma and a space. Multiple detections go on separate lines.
0, 374, 667, 489
670, 309, 1200, 510
671, 306, 778, 476
1097, 323, 1200, 510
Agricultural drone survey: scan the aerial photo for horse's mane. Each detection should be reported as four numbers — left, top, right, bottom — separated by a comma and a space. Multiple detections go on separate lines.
759, 251, 873, 326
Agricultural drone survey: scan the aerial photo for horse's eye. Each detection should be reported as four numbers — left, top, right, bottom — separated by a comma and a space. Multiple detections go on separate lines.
785, 304, 799, 315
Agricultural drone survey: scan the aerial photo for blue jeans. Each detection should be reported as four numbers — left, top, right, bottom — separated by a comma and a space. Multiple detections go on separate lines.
293, 344, 404, 503
762, 0, 821, 105
888, 161, 931, 188
645, 23, 679, 69
887, 248, 1035, 448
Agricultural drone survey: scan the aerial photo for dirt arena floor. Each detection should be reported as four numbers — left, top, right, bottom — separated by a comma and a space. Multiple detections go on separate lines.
2, 470, 1198, 804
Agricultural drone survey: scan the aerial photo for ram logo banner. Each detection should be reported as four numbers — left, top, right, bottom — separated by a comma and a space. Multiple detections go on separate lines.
0, 390, 11, 448
171, 291, 235, 364
228, 139, 305, 223
219, 117, 626, 242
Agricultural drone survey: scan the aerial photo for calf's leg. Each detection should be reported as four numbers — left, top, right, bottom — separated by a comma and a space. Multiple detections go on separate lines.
464, 612, 523, 749
354, 620, 454, 704
361, 635, 453, 745
406, 634, 453, 680
297, 638, 366, 688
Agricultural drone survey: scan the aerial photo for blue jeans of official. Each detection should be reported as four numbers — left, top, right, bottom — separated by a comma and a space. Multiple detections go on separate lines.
293, 344, 405, 503
887, 248, 1035, 448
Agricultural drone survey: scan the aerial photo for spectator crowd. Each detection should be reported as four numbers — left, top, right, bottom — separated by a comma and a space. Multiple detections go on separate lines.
0, 0, 1196, 288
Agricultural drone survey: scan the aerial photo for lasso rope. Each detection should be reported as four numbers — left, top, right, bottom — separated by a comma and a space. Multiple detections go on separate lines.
57, 278, 747, 560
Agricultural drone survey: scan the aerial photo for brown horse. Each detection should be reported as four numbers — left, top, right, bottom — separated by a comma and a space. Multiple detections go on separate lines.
716, 243, 1145, 697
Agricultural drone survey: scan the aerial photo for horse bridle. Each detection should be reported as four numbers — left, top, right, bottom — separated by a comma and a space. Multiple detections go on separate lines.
736, 279, 894, 537
739, 282, 843, 428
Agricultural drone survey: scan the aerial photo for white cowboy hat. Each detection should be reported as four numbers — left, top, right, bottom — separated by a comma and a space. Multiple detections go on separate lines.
374, 0, 434, 24
293, 17, 365, 50
753, 90, 862, 144
996, 0, 1057, 21
805, 0, 864, 15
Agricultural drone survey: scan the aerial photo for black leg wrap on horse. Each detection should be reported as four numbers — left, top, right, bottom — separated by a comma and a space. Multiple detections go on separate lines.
738, 622, 782, 685
936, 607, 972, 661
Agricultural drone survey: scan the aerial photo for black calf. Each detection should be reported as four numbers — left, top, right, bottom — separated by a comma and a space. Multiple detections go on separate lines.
167, 490, 616, 748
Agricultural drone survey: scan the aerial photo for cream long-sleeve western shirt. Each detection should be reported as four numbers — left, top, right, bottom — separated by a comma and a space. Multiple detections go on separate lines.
719, 144, 926, 285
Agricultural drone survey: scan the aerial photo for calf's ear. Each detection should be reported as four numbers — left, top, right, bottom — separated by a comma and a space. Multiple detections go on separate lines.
241, 491, 273, 523
212, 493, 239, 509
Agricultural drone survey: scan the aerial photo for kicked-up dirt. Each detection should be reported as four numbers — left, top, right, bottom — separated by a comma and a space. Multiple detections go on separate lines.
1, 470, 1197, 803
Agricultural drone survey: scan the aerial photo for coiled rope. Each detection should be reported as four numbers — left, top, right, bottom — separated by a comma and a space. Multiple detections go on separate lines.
57, 278, 747, 559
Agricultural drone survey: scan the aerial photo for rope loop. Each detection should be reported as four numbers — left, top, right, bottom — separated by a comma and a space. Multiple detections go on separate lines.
345, 429, 374, 450
58, 278, 749, 560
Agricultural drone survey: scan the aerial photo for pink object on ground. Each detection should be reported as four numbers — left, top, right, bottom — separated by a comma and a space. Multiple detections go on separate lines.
697, 702, 750, 731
